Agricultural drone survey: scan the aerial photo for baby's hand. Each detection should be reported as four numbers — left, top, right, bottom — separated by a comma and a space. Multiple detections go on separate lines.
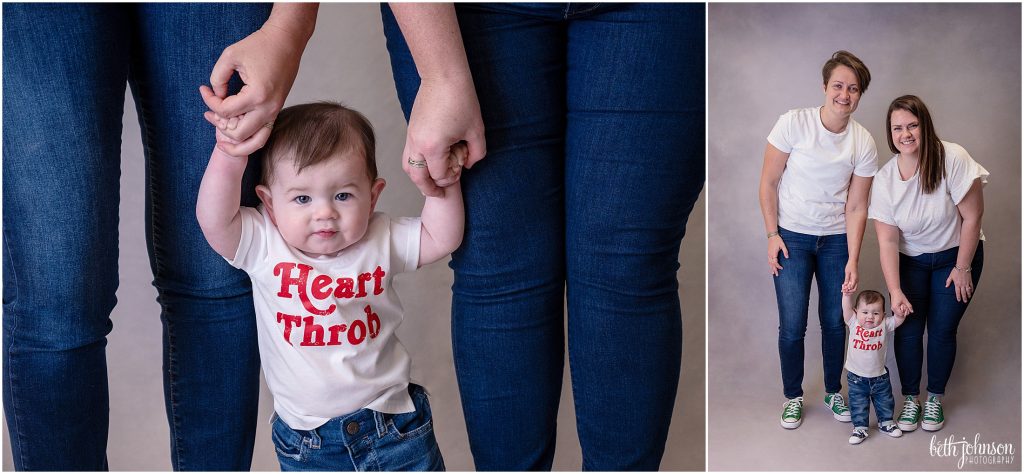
436, 142, 468, 188
212, 128, 246, 160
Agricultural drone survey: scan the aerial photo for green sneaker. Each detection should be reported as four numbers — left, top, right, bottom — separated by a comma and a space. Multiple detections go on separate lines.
922, 395, 944, 431
781, 397, 803, 429
897, 396, 921, 432
824, 392, 852, 422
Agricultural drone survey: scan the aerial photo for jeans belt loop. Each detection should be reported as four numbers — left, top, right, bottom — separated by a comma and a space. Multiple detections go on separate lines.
373, 411, 388, 438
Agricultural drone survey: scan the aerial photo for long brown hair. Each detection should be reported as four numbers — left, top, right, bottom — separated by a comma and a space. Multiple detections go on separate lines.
886, 95, 944, 194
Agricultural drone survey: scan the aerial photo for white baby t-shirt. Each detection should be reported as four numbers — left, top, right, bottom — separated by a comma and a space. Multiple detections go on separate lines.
845, 315, 896, 378
767, 107, 878, 235
229, 207, 421, 430
868, 141, 988, 256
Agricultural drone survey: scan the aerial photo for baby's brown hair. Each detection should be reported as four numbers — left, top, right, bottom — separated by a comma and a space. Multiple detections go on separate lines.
259, 102, 377, 185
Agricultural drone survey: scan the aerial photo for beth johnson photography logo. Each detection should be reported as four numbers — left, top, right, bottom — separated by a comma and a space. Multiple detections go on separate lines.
929, 433, 1015, 469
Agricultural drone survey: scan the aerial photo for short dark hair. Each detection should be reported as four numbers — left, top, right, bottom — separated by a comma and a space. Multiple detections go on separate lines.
822, 50, 871, 93
855, 290, 886, 312
886, 95, 945, 194
259, 102, 377, 185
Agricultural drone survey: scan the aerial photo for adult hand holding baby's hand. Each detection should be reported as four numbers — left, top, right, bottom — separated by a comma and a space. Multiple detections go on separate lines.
200, 7, 314, 157
890, 290, 914, 317
403, 76, 486, 197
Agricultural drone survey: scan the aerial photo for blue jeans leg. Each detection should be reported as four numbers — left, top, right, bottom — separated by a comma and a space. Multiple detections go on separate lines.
894, 243, 983, 396
871, 372, 895, 424
774, 228, 847, 398
847, 373, 870, 428
383, 3, 703, 471
3, 4, 269, 470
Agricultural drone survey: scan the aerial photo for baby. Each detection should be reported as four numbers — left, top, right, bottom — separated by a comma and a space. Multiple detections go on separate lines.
842, 289, 907, 445
196, 102, 463, 471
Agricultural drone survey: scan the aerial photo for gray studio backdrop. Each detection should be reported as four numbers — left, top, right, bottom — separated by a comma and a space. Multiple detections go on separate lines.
708, 3, 1020, 472
1, 4, 705, 471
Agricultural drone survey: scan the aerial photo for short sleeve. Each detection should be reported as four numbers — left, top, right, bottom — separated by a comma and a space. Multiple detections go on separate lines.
868, 172, 896, 226
766, 112, 794, 153
389, 216, 422, 275
944, 144, 989, 204
227, 206, 268, 272
853, 132, 879, 177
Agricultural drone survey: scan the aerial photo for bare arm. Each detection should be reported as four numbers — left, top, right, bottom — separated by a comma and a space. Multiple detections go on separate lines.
843, 174, 872, 292
418, 145, 466, 267
945, 179, 984, 302
841, 290, 856, 324
759, 143, 790, 276
196, 132, 248, 259
875, 220, 913, 317
389, 3, 486, 196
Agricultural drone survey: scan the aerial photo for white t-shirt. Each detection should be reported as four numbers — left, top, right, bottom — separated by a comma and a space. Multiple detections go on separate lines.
767, 107, 878, 235
868, 141, 988, 256
845, 316, 896, 378
229, 207, 421, 430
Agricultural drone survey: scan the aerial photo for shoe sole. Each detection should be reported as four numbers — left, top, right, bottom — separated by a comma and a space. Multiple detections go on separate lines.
848, 437, 866, 445
881, 430, 903, 438
832, 412, 852, 422
781, 419, 802, 429
922, 421, 944, 432
898, 421, 919, 432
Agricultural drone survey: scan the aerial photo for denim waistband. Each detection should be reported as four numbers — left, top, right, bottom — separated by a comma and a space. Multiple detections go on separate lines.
848, 368, 890, 382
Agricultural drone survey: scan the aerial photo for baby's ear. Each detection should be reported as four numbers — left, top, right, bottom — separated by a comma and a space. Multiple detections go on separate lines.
256, 185, 278, 226
369, 178, 386, 212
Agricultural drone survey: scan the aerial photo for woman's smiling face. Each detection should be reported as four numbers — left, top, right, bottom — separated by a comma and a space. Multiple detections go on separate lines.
890, 108, 922, 157
822, 65, 862, 118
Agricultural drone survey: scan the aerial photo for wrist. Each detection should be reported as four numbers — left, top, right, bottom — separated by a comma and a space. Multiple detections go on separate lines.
766, 230, 779, 239
953, 264, 972, 273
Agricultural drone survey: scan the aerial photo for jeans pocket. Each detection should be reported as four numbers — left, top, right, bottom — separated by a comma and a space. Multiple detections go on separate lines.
271, 416, 304, 462
387, 387, 435, 441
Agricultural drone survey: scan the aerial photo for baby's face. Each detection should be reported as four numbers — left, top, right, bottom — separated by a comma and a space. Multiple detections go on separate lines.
257, 150, 384, 258
856, 301, 885, 329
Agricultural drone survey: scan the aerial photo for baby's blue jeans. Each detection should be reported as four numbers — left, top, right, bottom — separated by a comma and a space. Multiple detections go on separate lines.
272, 384, 445, 472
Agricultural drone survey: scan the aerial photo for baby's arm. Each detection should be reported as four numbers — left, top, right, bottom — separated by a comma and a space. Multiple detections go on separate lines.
196, 131, 248, 259
892, 309, 908, 328
841, 289, 856, 324
418, 144, 466, 267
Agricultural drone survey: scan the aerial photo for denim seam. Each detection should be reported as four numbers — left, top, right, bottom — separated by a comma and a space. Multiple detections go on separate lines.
3, 228, 27, 469
570, 3, 603, 17
166, 317, 185, 468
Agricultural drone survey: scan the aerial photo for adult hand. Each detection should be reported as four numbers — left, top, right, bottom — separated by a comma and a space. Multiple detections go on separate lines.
199, 10, 313, 157
403, 76, 486, 197
945, 268, 974, 303
767, 235, 788, 276
842, 260, 859, 293
890, 289, 914, 317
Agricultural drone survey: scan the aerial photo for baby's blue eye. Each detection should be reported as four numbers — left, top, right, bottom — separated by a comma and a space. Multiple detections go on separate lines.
335, 193, 351, 201
294, 195, 311, 204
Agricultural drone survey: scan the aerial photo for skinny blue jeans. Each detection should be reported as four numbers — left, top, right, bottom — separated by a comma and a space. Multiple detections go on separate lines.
3, 4, 267, 470
773, 227, 848, 399
382, 3, 704, 470
894, 243, 984, 396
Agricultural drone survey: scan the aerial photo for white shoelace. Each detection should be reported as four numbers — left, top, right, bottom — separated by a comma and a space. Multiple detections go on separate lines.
901, 400, 920, 420
830, 393, 848, 410
783, 398, 803, 419
924, 400, 942, 420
